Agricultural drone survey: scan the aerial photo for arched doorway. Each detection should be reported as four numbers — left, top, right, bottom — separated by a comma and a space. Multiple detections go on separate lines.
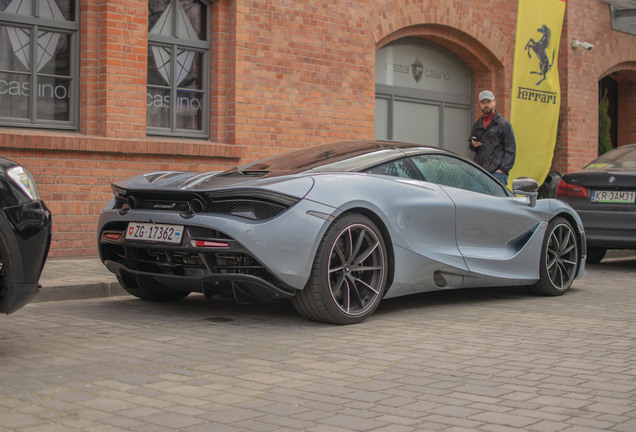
375, 39, 473, 156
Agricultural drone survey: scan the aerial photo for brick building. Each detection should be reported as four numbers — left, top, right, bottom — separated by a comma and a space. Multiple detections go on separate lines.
1, 0, 635, 257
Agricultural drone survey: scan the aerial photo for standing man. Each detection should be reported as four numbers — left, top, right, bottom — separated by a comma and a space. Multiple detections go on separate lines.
469, 90, 516, 186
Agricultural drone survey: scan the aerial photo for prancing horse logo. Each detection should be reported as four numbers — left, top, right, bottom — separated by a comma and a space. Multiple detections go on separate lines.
524, 24, 555, 86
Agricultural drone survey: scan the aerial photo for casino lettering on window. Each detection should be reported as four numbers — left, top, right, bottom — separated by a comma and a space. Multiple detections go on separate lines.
0, 0, 77, 128
146, 0, 210, 137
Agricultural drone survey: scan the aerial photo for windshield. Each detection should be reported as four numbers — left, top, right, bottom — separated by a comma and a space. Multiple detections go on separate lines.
585, 145, 636, 169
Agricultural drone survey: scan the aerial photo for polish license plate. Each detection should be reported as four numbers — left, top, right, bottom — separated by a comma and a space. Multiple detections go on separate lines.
126, 222, 184, 244
591, 190, 636, 204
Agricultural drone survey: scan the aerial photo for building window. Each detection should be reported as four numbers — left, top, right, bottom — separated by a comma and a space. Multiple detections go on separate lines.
147, 0, 209, 138
0, 0, 77, 129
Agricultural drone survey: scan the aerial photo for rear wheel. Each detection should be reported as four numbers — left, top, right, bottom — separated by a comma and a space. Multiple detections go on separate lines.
529, 217, 579, 296
586, 247, 607, 264
116, 275, 190, 301
292, 214, 388, 325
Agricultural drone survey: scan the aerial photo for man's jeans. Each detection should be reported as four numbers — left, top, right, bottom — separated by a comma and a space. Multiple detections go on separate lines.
493, 171, 509, 186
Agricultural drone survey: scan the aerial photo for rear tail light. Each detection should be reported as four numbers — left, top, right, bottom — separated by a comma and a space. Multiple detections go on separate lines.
195, 240, 229, 248
104, 232, 123, 241
556, 179, 588, 198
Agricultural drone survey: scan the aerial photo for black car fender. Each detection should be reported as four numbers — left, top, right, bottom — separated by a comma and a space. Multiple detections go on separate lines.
0, 211, 27, 285
0, 205, 52, 314
0, 211, 36, 314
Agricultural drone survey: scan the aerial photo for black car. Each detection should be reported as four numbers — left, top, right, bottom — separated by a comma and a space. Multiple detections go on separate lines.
556, 144, 636, 263
0, 158, 51, 314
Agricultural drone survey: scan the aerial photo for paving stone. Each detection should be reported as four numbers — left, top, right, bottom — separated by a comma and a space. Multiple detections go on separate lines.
0, 254, 634, 431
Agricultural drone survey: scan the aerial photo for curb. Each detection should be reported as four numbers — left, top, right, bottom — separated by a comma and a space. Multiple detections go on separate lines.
32, 251, 636, 304
33, 282, 128, 303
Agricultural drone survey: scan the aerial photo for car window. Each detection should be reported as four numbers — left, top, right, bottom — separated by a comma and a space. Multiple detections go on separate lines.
365, 159, 420, 179
584, 145, 636, 169
411, 154, 508, 197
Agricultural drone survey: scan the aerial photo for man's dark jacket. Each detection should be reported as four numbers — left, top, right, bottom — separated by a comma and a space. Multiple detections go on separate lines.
468, 111, 516, 174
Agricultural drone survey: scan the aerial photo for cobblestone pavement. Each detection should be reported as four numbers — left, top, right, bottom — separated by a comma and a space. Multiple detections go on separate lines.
1, 256, 635, 432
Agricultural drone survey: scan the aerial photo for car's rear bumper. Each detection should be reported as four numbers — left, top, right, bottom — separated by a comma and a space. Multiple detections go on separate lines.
104, 260, 297, 303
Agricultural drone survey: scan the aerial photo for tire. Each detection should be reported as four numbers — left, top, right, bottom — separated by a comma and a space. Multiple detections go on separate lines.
529, 217, 579, 296
116, 275, 190, 302
586, 247, 607, 264
292, 214, 388, 325
0, 232, 12, 290
0, 231, 15, 313
0, 228, 37, 314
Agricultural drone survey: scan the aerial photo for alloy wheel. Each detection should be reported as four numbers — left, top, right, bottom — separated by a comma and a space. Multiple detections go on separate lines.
327, 223, 386, 316
545, 222, 578, 290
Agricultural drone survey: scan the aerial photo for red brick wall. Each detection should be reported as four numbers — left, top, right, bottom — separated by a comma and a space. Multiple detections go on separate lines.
1, 0, 634, 258
79, 0, 99, 136
555, 0, 636, 172
210, 0, 231, 144
0, 131, 239, 257
232, 1, 376, 161
95, 0, 148, 138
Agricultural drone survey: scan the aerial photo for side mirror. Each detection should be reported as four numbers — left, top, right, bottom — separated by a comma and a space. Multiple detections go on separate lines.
512, 177, 539, 207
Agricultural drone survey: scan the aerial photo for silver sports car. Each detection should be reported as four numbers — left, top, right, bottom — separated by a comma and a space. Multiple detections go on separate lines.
98, 141, 586, 324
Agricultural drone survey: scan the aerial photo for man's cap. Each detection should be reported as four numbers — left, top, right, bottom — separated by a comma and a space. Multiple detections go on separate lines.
478, 90, 495, 101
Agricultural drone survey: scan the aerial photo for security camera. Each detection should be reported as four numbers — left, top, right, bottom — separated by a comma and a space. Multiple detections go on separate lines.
572, 40, 593, 50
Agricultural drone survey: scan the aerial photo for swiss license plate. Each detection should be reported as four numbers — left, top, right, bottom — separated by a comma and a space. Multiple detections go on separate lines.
591, 190, 636, 204
126, 222, 184, 244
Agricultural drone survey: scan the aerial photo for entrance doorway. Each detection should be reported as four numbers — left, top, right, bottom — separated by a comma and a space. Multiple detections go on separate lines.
375, 39, 474, 157
600, 75, 618, 151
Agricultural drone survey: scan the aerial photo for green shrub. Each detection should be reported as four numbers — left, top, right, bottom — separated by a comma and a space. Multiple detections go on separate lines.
598, 89, 612, 156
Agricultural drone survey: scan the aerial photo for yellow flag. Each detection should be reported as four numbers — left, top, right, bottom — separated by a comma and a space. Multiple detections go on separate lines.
508, 0, 566, 186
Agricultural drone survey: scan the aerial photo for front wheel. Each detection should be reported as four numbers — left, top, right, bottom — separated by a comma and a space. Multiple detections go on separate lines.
292, 214, 388, 324
529, 217, 580, 296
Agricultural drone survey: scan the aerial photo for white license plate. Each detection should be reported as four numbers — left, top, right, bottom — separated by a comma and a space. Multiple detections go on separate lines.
591, 190, 636, 204
126, 222, 184, 244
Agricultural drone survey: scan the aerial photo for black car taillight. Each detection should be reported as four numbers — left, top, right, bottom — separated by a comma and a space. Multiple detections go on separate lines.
556, 179, 588, 198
